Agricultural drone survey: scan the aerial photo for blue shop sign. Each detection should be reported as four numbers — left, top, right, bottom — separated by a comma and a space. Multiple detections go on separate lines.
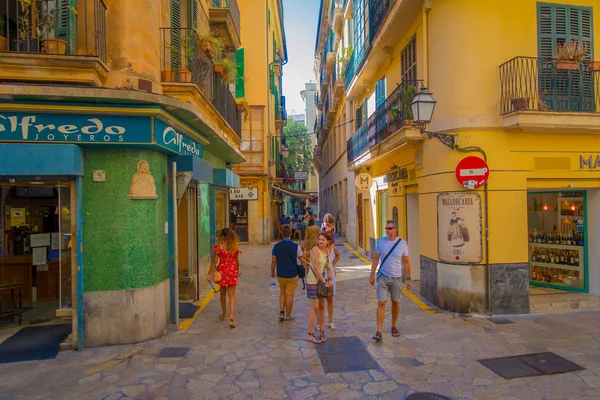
155, 120, 202, 158
0, 112, 151, 143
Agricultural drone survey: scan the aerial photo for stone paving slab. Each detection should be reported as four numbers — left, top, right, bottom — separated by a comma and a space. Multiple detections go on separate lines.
0, 243, 599, 399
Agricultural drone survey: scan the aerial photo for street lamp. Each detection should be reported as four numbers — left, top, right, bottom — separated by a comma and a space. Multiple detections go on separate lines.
411, 86, 457, 149
282, 145, 290, 158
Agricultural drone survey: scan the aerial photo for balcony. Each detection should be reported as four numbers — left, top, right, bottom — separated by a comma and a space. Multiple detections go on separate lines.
0, 0, 108, 86
333, 61, 344, 100
326, 95, 336, 123
275, 95, 286, 130
333, 0, 344, 37
160, 27, 241, 139
209, 0, 241, 50
499, 56, 600, 134
347, 80, 422, 165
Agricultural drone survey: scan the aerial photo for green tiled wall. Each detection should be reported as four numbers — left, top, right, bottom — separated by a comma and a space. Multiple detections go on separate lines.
83, 149, 169, 292
198, 183, 211, 259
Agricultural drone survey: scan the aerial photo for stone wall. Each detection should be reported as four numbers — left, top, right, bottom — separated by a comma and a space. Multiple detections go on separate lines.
490, 263, 530, 314
420, 255, 438, 307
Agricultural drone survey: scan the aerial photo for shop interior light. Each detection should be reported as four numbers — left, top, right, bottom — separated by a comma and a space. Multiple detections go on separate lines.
571, 205, 576, 211
543, 204, 549, 211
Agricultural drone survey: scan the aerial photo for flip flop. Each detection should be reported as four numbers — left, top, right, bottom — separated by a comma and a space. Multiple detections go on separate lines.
307, 333, 322, 344
329, 323, 337, 331
373, 331, 383, 341
391, 327, 400, 337
230, 320, 237, 329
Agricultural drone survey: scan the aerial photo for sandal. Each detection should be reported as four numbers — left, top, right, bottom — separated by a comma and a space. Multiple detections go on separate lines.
219, 313, 226, 321
391, 327, 400, 337
307, 332, 322, 344
373, 331, 383, 341
329, 323, 337, 331
319, 330, 327, 343
229, 320, 237, 329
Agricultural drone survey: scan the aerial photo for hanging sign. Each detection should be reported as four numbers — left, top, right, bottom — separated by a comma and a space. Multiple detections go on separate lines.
437, 192, 482, 264
230, 188, 258, 200
355, 173, 373, 191
455, 156, 489, 189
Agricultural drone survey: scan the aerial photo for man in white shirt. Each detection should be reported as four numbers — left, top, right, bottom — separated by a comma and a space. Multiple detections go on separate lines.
369, 219, 412, 341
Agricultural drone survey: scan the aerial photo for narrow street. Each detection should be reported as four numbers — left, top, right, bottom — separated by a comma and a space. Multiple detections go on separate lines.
2, 243, 600, 400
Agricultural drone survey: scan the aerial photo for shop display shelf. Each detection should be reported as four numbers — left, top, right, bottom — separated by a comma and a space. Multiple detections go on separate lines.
528, 243, 584, 251
529, 262, 581, 272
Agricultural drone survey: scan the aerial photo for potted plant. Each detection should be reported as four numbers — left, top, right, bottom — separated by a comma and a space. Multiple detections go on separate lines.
236, 98, 250, 120
198, 31, 224, 62
553, 40, 588, 70
177, 35, 196, 82
38, 7, 68, 54
17, 0, 38, 52
403, 85, 417, 123
0, 20, 6, 51
220, 58, 237, 84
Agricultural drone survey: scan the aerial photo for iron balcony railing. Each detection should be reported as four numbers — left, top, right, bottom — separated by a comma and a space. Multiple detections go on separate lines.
212, 0, 241, 40
344, 51, 355, 88
347, 80, 418, 164
369, 0, 393, 42
1, 0, 107, 63
281, 96, 287, 121
160, 27, 241, 138
499, 56, 600, 115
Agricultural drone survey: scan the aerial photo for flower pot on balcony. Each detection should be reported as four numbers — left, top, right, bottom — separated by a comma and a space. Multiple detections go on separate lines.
555, 60, 579, 70
199, 39, 215, 60
41, 38, 67, 55
236, 104, 245, 111
161, 70, 177, 82
214, 64, 224, 77
0, 36, 6, 51
178, 69, 193, 83
510, 97, 530, 111
588, 61, 600, 71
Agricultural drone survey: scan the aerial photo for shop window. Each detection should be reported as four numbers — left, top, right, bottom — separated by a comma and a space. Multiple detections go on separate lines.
528, 191, 587, 292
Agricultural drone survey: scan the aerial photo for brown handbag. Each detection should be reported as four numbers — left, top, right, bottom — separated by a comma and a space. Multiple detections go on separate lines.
213, 269, 222, 284
316, 257, 333, 298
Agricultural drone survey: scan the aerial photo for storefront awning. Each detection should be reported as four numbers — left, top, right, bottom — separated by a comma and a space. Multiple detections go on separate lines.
271, 183, 317, 199
213, 169, 240, 188
0, 143, 83, 176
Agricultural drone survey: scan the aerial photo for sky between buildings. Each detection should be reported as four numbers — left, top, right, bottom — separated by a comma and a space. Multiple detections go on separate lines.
282, 0, 320, 115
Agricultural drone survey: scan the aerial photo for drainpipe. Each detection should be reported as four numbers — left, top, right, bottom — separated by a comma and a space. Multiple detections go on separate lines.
423, 0, 432, 88
455, 146, 491, 315
264, 0, 270, 245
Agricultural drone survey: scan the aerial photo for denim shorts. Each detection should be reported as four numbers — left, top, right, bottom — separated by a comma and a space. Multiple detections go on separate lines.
377, 273, 404, 302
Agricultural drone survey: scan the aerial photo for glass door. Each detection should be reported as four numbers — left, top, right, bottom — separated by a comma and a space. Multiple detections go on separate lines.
57, 183, 73, 309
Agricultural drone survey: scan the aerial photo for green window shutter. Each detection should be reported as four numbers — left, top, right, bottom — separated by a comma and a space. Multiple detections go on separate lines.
235, 48, 245, 98
362, 99, 368, 122
375, 78, 386, 108
56, 0, 76, 53
270, 69, 276, 95
268, 9, 271, 27
355, 105, 362, 129
171, 0, 182, 71
189, 0, 198, 30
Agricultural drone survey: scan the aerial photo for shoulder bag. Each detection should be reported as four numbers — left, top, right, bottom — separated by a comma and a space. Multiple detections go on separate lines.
284, 243, 306, 290
317, 255, 333, 298
376, 238, 402, 279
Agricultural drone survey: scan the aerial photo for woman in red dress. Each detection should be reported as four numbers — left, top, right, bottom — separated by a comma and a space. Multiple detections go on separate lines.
206, 228, 242, 328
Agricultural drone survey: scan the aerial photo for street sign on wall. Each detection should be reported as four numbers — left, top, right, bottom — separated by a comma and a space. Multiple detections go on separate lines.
455, 156, 489, 189
230, 188, 258, 200
294, 171, 308, 180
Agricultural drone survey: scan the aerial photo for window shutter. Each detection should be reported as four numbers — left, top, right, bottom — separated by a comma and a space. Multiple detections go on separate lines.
171, 0, 182, 71
189, 0, 198, 30
355, 105, 362, 129
375, 78, 386, 108
56, 0, 76, 53
401, 35, 417, 85
235, 48, 245, 98
362, 99, 368, 122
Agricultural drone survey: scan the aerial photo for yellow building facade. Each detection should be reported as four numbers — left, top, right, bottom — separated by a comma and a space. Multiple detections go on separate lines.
316, 0, 600, 315
232, 0, 287, 244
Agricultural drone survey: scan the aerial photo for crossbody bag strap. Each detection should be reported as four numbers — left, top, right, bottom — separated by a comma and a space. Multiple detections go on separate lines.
377, 239, 402, 279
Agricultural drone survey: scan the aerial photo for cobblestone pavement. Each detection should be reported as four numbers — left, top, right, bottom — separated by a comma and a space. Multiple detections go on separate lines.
2, 243, 600, 399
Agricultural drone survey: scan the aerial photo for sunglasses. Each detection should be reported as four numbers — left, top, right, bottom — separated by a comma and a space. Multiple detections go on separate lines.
385, 227, 397, 230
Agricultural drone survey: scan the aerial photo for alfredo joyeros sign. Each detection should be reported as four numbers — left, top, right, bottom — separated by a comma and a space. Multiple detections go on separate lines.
155, 120, 202, 157
0, 112, 151, 143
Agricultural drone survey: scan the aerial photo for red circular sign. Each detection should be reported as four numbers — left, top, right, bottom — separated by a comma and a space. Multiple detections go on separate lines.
455, 156, 489, 189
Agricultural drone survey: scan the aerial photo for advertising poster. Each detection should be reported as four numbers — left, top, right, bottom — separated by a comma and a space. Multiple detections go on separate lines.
437, 192, 482, 263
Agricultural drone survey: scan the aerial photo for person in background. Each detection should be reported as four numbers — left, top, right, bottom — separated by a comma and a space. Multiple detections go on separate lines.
206, 228, 242, 329
303, 215, 321, 254
299, 214, 309, 243
306, 232, 334, 344
321, 213, 336, 235
271, 224, 306, 323
368, 220, 412, 341
280, 214, 287, 225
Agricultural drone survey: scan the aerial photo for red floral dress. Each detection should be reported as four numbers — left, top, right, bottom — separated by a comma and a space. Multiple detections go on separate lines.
213, 245, 241, 287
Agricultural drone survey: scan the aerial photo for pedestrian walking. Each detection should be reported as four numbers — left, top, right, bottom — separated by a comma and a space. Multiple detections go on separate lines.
206, 228, 242, 329
368, 220, 412, 341
306, 232, 334, 344
270, 224, 307, 323
302, 215, 321, 253
317, 234, 340, 331
321, 213, 336, 235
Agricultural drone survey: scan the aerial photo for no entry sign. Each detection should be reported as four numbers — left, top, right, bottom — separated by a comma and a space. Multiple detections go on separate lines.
455, 156, 489, 189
